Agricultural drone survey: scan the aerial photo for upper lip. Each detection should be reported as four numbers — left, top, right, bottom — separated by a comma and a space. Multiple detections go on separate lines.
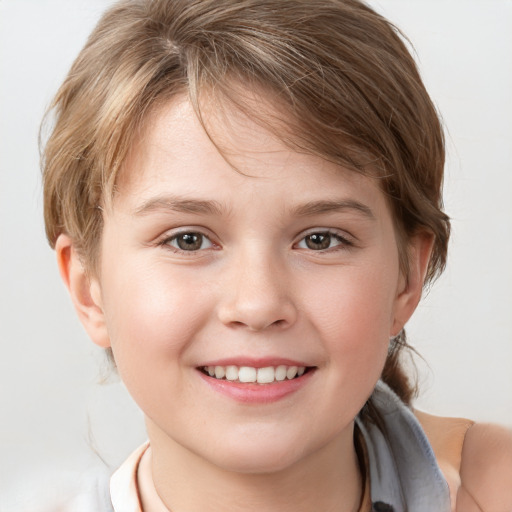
198, 357, 314, 368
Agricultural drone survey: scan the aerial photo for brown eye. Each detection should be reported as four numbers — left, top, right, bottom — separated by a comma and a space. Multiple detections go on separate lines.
168, 232, 212, 251
297, 231, 350, 251
304, 233, 332, 250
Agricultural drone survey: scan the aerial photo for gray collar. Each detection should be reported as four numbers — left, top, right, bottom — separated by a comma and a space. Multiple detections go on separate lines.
356, 381, 451, 512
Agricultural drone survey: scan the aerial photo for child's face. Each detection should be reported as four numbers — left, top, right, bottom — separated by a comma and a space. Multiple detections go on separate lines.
69, 95, 423, 474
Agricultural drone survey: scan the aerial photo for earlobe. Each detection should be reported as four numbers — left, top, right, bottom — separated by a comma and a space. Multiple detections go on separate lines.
55, 234, 111, 348
391, 232, 435, 336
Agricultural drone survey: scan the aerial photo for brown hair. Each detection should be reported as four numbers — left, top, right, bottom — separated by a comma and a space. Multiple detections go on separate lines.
42, 0, 450, 405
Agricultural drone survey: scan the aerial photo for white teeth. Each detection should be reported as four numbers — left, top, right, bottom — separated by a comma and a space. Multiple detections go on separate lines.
225, 365, 238, 381
286, 366, 298, 379
204, 364, 309, 384
257, 367, 275, 384
275, 365, 287, 381
238, 366, 257, 383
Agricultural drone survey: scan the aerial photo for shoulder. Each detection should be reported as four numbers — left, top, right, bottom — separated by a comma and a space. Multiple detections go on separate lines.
414, 410, 472, 509
458, 421, 512, 511
415, 410, 512, 511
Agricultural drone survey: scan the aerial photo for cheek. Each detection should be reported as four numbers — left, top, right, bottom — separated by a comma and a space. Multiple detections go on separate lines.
98, 263, 215, 416
305, 264, 398, 366
100, 261, 209, 371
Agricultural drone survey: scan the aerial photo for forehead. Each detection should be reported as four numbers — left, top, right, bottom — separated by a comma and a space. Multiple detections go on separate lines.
114, 94, 389, 218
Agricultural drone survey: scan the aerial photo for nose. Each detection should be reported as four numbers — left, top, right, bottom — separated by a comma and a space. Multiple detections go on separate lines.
216, 247, 298, 331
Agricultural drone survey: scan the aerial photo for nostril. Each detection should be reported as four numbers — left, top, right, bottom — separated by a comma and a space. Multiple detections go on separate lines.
216, 267, 297, 329
245, 318, 288, 331
226, 317, 290, 332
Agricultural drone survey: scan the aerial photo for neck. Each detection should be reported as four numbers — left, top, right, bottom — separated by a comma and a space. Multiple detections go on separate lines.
140, 418, 363, 512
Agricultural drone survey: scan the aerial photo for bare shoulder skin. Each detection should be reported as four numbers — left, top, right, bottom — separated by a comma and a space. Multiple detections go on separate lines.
415, 410, 512, 511
458, 422, 512, 511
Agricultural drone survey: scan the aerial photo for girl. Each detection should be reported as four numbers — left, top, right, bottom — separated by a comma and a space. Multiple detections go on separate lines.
41, 0, 512, 510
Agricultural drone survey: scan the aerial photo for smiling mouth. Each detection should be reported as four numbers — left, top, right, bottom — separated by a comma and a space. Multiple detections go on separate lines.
199, 365, 313, 384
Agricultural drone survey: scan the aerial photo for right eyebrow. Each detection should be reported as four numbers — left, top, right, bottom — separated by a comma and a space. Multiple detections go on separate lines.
292, 199, 375, 219
133, 195, 225, 216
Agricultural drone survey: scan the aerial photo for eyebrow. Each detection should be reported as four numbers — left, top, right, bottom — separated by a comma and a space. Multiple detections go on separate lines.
292, 200, 375, 219
133, 196, 224, 216
133, 195, 374, 220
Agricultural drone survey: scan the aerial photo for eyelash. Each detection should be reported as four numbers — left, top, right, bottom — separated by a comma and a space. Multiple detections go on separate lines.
158, 228, 354, 255
158, 230, 215, 253
294, 230, 354, 252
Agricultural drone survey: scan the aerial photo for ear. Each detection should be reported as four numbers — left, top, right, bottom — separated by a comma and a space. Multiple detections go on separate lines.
55, 234, 111, 348
391, 232, 435, 336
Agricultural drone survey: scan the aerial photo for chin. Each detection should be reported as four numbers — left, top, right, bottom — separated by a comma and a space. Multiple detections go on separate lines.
213, 446, 305, 475
200, 427, 327, 475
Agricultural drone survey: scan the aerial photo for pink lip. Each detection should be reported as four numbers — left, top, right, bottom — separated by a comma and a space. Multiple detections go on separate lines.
199, 357, 311, 368
197, 367, 316, 404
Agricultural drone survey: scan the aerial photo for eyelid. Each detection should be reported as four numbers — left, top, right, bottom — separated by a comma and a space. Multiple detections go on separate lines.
156, 227, 219, 253
294, 228, 355, 251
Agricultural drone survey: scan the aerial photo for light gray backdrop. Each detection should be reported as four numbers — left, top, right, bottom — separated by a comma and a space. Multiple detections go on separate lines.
1, 0, 511, 509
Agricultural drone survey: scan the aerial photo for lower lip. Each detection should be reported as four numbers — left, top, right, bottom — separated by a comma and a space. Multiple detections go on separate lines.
198, 369, 315, 404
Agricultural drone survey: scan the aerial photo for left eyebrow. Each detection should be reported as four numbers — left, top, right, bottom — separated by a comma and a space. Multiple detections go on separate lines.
291, 200, 375, 219
133, 195, 225, 216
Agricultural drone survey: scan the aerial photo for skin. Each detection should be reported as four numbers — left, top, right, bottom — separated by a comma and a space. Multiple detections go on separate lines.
415, 411, 512, 512
56, 95, 436, 512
